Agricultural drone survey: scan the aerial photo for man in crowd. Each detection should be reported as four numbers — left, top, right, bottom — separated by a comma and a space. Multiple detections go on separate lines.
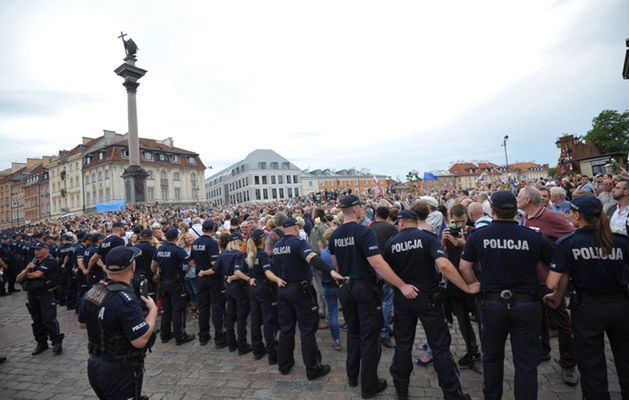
608, 177, 629, 235
598, 178, 617, 213
549, 187, 571, 215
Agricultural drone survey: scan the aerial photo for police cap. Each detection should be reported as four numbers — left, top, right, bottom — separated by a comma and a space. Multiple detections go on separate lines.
490, 191, 517, 211
339, 195, 361, 209
164, 228, 179, 241
397, 209, 419, 221
202, 220, 215, 231
105, 246, 142, 271
32, 241, 49, 249
282, 217, 298, 228
570, 195, 603, 216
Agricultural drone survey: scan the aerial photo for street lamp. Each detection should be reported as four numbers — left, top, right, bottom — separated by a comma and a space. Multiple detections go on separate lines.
502, 135, 510, 173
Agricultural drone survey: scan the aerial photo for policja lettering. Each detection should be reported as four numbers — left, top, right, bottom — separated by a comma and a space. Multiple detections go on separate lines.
391, 239, 423, 253
571, 247, 623, 261
333, 237, 355, 247
157, 251, 171, 258
482, 239, 529, 250
273, 246, 291, 255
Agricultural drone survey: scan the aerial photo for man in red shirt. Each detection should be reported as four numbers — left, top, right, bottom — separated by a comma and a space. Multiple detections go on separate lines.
517, 186, 578, 387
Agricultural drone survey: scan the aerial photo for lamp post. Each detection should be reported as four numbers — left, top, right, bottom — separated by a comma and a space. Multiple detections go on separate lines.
502, 135, 510, 172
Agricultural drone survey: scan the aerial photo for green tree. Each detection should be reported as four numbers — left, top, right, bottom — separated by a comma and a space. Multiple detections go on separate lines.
584, 109, 629, 154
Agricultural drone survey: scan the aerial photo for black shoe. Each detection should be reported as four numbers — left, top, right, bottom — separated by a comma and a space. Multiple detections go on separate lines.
228, 345, 238, 352
461, 394, 472, 400
199, 339, 209, 346
52, 342, 62, 355
32, 344, 49, 356
458, 351, 480, 367
238, 345, 253, 356
0, 356, 6, 364
215, 342, 228, 349
268, 356, 277, 365
348, 376, 358, 388
279, 361, 294, 375
362, 378, 387, 399
161, 336, 173, 343
176, 334, 195, 345
396, 392, 409, 400
380, 337, 395, 348
139, 396, 149, 400
540, 353, 551, 362
254, 351, 266, 360
66, 306, 75, 311
307, 364, 331, 381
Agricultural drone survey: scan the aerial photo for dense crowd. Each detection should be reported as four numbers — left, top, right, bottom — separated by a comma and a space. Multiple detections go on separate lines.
0, 170, 628, 400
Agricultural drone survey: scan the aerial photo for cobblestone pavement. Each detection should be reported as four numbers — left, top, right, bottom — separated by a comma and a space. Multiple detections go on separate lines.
0, 290, 622, 399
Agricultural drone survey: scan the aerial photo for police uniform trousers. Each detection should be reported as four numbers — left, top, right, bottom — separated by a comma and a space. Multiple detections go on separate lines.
26, 289, 63, 345
76, 272, 91, 315
481, 297, 541, 400
57, 266, 71, 305
196, 280, 226, 345
571, 294, 629, 400
277, 282, 323, 376
65, 268, 77, 309
160, 280, 187, 340
249, 280, 278, 360
88, 355, 143, 400
538, 287, 575, 369
390, 289, 466, 399
225, 281, 250, 350
338, 278, 383, 394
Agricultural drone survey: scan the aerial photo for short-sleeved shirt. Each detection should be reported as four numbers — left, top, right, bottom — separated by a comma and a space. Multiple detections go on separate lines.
96, 235, 126, 259
328, 221, 380, 278
213, 250, 246, 278
370, 221, 398, 253
272, 235, 316, 283
133, 242, 156, 279
249, 249, 273, 280
57, 243, 74, 269
550, 228, 629, 295
154, 242, 188, 282
383, 228, 446, 290
36, 256, 58, 277
461, 220, 553, 293
78, 280, 149, 342
191, 235, 220, 272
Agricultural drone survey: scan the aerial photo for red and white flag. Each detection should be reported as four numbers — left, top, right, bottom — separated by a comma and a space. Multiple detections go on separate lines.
374, 176, 382, 197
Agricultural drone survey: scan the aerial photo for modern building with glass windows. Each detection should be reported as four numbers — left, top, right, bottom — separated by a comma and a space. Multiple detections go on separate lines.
204, 149, 305, 206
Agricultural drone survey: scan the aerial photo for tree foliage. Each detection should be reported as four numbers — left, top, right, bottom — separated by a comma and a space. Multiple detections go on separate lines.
584, 109, 629, 154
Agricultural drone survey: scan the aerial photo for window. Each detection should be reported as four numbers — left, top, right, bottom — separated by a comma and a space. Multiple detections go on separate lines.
187, 156, 196, 164
171, 155, 180, 163
272, 188, 277, 199
161, 187, 168, 200
293, 175, 298, 183
85, 175, 90, 184
98, 152, 104, 160
255, 176, 260, 185
146, 171, 153, 180
121, 148, 129, 159
262, 176, 267, 184
294, 187, 299, 197
278, 175, 283, 184
270, 162, 279, 169
271, 175, 276, 184
245, 177, 249, 186
175, 188, 181, 200
174, 172, 180, 181
143, 151, 153, 161
258, 162, 267, 169
160, 171, 168, 180
104, 170, 110, 180
84, 156, 92, 165
309, 181, 313, 187
147, 187, 154, 200
279, 188, 284, 198
98, 171, 103, 181
282, 162, 290, 169
105, 188, 111, 200
255, 189, 261, 200
263, 189, 268, 199
288, 188, 293, 198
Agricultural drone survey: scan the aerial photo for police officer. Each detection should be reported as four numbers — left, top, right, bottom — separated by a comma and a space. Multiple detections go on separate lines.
132, 229, 157, 299
57, 233, 76, 309
151, 228, 195, 345
384, 210, 478, 400
273, 217, 344, 380
84, 234, 105, 287
0, 234, 13, 296
191, 220, 227, 348
545, 195, 629, 400
79, 246, 158, 400
328, 195, 418, 399
88, 222, 126, 273
459, 191, 553, 400
16, 241, 65, 355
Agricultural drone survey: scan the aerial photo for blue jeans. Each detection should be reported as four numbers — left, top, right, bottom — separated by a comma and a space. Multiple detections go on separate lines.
322, 286, 340, 342
185, 277, 199, 305
380, 282, 393, 339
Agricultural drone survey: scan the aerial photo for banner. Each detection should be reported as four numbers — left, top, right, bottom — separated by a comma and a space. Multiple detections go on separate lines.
95, 199, 126, 213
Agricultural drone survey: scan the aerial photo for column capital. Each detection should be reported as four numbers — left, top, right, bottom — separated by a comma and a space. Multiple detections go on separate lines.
123, 80, 140, 93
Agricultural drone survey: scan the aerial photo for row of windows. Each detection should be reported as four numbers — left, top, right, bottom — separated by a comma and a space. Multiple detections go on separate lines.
254, 187, 299, 200
257, 161, 291, 170
85, 149, 197, 165
254, 175, 299, 185
208, 187, 222, 198
229, 177, 249, 191
229, 191, 250, 204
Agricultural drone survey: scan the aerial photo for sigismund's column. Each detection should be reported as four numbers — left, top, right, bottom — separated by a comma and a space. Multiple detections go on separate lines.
114, 32, 149, 204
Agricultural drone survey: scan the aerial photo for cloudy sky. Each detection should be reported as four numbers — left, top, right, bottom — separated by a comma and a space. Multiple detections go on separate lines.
0, 0, 627, 179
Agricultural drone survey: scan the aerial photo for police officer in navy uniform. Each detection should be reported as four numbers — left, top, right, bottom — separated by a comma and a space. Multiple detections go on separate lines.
545, 195, 629, 400
192, 220, 227, 348
384, 210, 478, 400
459, 191, 553, 400
85, 233, 106, 287
88, 222, 126, 276
273, 217, 344, 380
0, 234, 13, 296
132, 229, 157, 299
151, 228, 195, 345
79, 246, 158, 400
328, 195, 419, 399
57, 233, 76, 309
16, 242, 65, 355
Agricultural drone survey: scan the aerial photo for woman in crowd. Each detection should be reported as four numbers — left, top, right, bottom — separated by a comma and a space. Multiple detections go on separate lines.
320, 227, 342, 351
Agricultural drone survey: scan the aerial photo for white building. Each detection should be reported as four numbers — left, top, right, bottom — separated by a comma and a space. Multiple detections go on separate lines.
48, 141, 90, 217
205, 149, 306, 206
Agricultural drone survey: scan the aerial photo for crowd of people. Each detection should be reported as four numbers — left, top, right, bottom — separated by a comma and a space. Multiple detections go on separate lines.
0, 171, 628, 400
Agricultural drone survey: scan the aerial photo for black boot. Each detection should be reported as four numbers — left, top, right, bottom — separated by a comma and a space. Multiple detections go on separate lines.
32, 343, 49, 356
52, 342, 63, 355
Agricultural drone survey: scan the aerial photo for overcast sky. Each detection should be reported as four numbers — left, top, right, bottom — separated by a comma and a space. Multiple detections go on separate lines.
0, 0, 627, 179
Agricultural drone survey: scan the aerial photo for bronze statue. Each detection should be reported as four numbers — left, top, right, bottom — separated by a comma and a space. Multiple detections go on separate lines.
118, 31, 138, 60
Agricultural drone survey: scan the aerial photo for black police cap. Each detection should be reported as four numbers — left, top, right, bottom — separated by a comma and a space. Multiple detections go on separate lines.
105, 246, 142, 271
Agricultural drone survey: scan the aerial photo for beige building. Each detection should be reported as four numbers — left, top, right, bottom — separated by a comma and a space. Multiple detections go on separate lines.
48, 141, 91, 217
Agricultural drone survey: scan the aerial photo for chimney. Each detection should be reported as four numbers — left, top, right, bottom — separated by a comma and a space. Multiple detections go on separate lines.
158, 137, 174, 148
82, 137, 93, 145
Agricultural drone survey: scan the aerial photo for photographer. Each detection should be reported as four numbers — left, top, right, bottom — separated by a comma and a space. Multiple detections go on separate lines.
16, 242, 64, 356
441, 204, 480, 368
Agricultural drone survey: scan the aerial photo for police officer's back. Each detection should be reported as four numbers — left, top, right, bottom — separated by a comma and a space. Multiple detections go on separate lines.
459, 191, 553, 400
79, 246, 157, 400
545, 195, 629, 400
132, 229, 157, 297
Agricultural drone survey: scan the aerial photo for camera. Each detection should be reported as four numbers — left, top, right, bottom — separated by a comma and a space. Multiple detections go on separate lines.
448, 222, 461, 237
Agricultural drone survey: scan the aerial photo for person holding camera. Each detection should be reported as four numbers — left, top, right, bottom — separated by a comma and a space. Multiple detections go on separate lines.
79, 246, 157, 400
16, 241, 64, 356
442, 204, 481, 369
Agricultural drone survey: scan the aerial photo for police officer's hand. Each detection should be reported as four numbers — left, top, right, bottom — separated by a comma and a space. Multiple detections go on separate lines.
466, 282, 481, 294
400, 283, 420, 299
276, 278, 287, 288
543, 292, 562, 309
141, 295, 157, 311
330, 270, 344, 283
249, 278, 256, 286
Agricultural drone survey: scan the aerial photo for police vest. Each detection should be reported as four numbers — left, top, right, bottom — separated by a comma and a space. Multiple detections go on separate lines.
84, 280, 145, 364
